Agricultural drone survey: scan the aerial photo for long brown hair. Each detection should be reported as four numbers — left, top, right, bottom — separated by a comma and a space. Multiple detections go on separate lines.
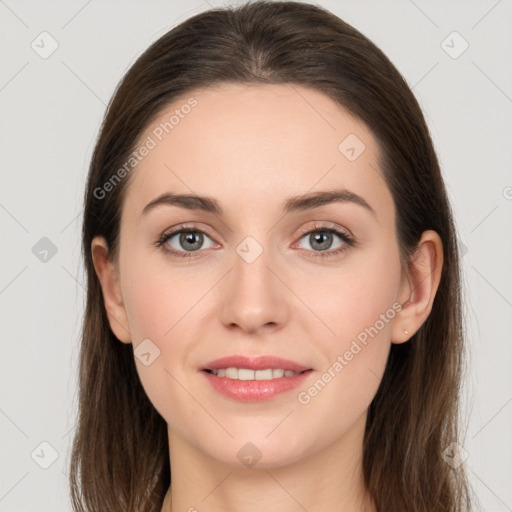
70, 1, 474, 510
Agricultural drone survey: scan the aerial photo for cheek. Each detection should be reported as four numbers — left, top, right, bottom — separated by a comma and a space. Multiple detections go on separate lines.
120, 248, 200, 340
119, 248, 212, 411
293, 246, 401, 411
298, 246, 401, 345
120, 260, 195, 422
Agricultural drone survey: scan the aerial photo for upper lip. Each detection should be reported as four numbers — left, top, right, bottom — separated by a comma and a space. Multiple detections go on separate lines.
201, 355, 311, 373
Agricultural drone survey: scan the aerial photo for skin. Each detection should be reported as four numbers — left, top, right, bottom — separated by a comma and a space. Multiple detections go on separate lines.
91, 83, 443, 512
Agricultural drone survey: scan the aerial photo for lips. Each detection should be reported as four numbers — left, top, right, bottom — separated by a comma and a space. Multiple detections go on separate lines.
199, 355, 314, 402
201, 355, 311, 373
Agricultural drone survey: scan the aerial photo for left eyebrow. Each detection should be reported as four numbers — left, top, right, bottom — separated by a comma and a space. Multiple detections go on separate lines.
282, 188, 376, 217
141, 188, 376, 218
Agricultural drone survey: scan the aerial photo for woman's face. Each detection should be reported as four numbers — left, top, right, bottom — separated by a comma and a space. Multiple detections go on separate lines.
97, 83, 411, 467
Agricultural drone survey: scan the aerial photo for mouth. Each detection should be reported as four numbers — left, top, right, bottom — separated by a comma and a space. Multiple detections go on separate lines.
199, 355, 314, 402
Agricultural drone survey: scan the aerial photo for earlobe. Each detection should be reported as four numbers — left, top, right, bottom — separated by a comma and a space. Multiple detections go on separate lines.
91, 236, 132, 344
391, 230, 444, 344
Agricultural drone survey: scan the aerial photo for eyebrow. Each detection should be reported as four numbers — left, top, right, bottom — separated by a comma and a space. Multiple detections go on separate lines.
141, 188, 376, 217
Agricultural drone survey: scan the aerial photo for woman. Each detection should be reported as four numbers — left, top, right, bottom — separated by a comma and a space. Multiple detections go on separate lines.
70, 1, 474, 511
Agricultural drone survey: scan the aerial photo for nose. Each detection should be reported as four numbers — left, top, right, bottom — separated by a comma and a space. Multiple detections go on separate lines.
218, 240, 289, 335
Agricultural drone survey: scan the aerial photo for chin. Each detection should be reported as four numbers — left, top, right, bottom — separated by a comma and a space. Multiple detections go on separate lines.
204, 434, 312, 470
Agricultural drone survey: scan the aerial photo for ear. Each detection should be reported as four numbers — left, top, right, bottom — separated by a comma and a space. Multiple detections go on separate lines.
391, 230, 444, 344
91, 236, 132, 344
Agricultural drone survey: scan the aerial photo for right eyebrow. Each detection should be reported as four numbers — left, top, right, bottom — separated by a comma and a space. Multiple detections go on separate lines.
142, 193, 222, 216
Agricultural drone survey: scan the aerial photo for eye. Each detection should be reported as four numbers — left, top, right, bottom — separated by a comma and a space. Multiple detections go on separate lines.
294, 223, 355, 258
155, 225, 217, 258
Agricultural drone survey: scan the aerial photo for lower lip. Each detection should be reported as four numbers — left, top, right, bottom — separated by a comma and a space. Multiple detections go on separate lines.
201, 369, 313, 402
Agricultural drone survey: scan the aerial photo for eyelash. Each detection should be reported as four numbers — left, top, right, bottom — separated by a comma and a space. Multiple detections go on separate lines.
154, 222, 355, 260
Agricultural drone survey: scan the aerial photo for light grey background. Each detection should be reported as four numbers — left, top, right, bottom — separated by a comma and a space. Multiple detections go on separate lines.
1, 0, 511, 510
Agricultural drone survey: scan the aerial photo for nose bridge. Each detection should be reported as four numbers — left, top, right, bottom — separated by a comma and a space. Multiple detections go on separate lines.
235, 235, 272, 289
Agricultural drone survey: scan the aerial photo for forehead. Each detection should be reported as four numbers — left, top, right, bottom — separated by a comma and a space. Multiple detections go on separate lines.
122, 83, 393, 224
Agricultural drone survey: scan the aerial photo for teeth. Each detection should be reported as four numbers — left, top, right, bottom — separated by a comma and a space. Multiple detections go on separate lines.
225, 367, 238, 379
209, 368, 301, 380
